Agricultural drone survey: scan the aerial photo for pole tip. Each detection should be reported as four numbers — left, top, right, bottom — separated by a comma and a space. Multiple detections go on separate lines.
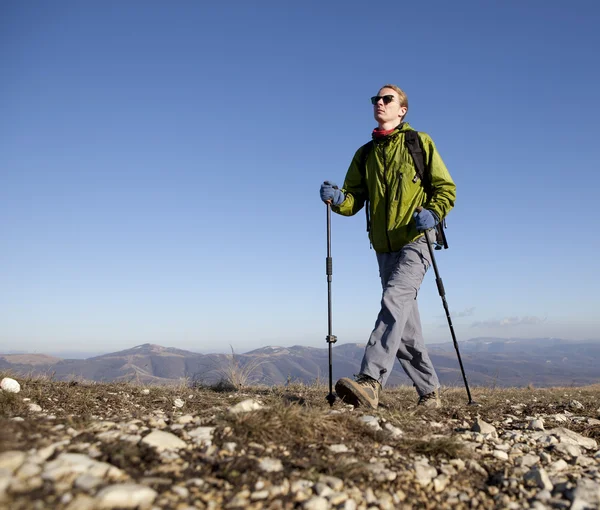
326, 393, 336, 407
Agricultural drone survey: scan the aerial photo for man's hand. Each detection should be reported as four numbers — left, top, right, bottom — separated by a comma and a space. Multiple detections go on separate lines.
320, 181, 345, 205
413, 208, 439, 231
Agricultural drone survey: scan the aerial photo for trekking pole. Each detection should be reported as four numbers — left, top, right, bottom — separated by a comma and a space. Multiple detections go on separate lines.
417, 208, 475, 405
325, 202, 337, 407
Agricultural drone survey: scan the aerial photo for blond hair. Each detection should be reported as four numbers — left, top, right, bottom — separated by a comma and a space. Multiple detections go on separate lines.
380, 84, 408, 118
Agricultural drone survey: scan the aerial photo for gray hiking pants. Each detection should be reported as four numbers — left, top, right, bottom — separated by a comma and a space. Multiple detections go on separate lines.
360, 232, 440, 396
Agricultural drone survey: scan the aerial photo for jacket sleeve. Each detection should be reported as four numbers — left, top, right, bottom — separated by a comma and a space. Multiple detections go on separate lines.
331, 148, 369, 217
421, 134, 456, 221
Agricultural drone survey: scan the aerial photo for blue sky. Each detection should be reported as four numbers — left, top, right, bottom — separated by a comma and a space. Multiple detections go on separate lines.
1, 1, 599, 356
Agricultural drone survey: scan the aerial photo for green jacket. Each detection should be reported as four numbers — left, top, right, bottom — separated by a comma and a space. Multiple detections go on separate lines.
332, 122, 456, 253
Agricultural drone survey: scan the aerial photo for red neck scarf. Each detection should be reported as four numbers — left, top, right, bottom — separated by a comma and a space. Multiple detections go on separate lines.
372, 123, 403, 139
372, 128, 395, 138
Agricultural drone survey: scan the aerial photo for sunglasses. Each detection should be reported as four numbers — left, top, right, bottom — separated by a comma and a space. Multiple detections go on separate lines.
370, 95, 395, 105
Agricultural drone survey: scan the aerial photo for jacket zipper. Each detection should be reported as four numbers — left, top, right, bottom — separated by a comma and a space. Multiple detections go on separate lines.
382, 145, 392, 252
395, 173, 402, 201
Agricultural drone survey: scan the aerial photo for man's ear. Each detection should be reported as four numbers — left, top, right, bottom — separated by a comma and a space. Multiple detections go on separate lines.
398, 106, 408, 119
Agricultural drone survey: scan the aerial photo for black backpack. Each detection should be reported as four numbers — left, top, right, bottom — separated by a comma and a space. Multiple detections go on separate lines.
359, 129, 448, 250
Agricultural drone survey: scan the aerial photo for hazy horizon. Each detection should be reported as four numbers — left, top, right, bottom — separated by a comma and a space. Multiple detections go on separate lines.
3, 335, 600, 360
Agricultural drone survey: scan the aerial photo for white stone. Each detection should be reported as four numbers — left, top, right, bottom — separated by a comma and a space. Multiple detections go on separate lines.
0, 451, 26, 474
303, 496, 329, 510
570, 478, 600, 508
360, 415, 381, 431
553, 443, 582, 458
141, 389, 150, 395
43, 453, 125, 484
518, 454, 540, 468
187, 427, 215, 444
75, 474, 104, 491
28, 403, 42, 412
171, 486, 189, 498
329, 444, 350, 453
471, 418, 497, 437
36, 440, 70, 462
95, 483, 157, 509
414, 460, 437, 486
383, 422, 403, 438
569, 400, 584, 410
141, 430, 186, 451
433, 474, 450, 492
258, 457, 283, 473
173, 399, 184, 408
176, 415, 194, 425
0, 378, 20, 393
548, 428, 597, 450
524, 467, 553, 491
228, 399, 263, 414
528, 419, 545, 431
492, 450, 509, 461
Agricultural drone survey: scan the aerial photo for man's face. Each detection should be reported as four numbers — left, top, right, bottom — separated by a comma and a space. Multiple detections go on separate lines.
372, 87, 407, 125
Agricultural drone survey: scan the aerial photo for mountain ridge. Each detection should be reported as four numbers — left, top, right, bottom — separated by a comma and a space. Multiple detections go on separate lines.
2, 337, 600, 387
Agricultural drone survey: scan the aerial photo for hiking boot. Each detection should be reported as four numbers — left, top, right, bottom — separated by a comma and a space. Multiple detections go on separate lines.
335, 374, 380, 409
417, 391, 441, 409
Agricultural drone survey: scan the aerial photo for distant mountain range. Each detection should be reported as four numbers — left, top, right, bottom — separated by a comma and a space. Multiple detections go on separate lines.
2, 337, 600, 388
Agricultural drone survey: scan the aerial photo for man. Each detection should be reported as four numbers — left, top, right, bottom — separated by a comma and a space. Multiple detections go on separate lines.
319, 84, 456, 409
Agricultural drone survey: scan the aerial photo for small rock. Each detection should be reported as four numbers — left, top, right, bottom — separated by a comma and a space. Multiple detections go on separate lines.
569, 478, 600, 508
492, 450, 509, 461
360, 416, 381, 431
528, 419, 545, 431
250, 490, 269, 501
318, 475, 344, 491
228, 399, 263, 414
303, 496, 329, 510
0, 451, 27, 473
383, 422, 403, 438
176, 415, 194, 425
28, 403, 43, 412
471, 418, 497, 437
141, 389, 150, 395
517, 454, 540, 468
141, 430, 186, 451
524, 467, 553, 491
552, 414, 569, 423
467, 459, 487, 476
43, 453, 125, 484
75, 474, 104, 491
173, 399, 184, 408
329, 444, 350, 453
95, 483, 157, 509
0, 378, 20, 393
546, 427, 597, 449
187, 426, 215, 445
450, 459, 465, 470
171, 485, 189, 498
433, 474, 449, 492
569, 400, 584, 410
258, 457, 283, 473
553, 442, 582, 458
222, 442, 237, 453
414, 460, 437, 486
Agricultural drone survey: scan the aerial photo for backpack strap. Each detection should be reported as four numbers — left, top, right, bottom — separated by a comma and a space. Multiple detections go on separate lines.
359, 141, 373, 233
404, 130, 426, 185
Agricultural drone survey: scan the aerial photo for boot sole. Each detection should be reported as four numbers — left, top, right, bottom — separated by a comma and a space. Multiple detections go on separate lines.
335, 379, 378, 409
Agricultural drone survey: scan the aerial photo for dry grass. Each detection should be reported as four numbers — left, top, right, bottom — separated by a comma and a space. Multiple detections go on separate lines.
3, 373, 600, 509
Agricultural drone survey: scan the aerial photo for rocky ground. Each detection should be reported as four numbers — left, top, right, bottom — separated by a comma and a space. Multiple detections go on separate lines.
1, 375, 600, 509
